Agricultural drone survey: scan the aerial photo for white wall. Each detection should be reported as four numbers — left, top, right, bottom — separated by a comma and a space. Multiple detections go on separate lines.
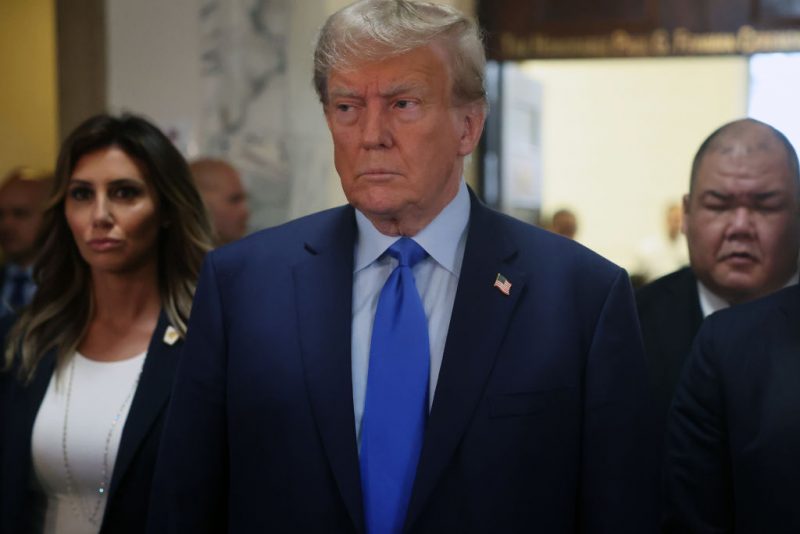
105, 0, 479, 229
520, 56, 749, 270
106, 0, 203, 129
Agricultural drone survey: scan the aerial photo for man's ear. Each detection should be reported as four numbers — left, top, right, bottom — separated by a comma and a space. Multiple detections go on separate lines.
681, 193, 690, 235
457, 103, 486, 157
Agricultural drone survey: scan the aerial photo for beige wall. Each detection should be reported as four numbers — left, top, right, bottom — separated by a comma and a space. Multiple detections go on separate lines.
520, 56, 749, 270
0, 0, 58, 176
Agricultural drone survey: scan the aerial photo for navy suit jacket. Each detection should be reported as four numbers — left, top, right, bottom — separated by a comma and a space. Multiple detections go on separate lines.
149, 194, 658, 533
636, 267, 704, 432
0, 312, 182, 534
664, 284, 800, 533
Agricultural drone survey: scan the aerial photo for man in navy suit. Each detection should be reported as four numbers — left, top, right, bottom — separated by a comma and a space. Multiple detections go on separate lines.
664, 283, 800, 532
637, 119, 800, 433
0, 169, 51, 317
149, 1, 657, 532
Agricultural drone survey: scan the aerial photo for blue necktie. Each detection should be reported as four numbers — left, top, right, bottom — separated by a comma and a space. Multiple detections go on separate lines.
360, 237, 430, 534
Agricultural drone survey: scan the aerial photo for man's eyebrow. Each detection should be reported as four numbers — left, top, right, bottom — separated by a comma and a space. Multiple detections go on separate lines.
378, 82, 426, 99
328, 87, 362, 100
701, 190, 732, 201
751, 191, 783, 201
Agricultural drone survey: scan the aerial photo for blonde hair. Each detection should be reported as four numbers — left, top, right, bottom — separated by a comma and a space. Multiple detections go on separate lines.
313, 0, 487, 109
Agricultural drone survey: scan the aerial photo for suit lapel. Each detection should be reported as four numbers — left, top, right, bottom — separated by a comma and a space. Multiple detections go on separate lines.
108, 311, 180, 499
293, 207, 364, 533
675, 268, 703, 352
405, 196, 527, 529
0, 351, 54, 530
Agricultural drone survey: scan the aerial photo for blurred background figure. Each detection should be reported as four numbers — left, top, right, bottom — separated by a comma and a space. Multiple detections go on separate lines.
632, 202, 689, 284
0, 114, 213, 534
0, 167, 52, 317
189, 158, 249, 246
548, 208, 578, 239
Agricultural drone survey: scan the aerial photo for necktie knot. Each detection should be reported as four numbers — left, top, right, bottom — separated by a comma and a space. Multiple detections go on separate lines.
387, 237, 427, 268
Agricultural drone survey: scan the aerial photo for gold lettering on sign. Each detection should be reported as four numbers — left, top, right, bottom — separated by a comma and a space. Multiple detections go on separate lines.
499, 26, 800, 59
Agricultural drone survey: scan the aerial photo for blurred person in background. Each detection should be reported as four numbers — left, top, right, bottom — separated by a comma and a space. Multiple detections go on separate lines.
0, 113, 213, 534
548, 207, 578, 239
0, 168, 52, 317
189, 158, 249, 246
632, 202, 688, 284
637, 118, 800, 432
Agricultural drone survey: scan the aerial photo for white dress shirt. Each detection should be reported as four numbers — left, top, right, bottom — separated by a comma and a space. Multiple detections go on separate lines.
351, 181, 470, 445
697, 271, 799, 318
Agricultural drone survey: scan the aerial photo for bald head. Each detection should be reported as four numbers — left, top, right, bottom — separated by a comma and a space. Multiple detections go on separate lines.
689, 118, 800, 195
0, 170, 52, 265
683, 118, 800, 305
189, 158, 249, 245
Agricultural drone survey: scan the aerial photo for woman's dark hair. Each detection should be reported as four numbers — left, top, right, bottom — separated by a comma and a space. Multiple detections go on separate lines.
5, 113, 214, 381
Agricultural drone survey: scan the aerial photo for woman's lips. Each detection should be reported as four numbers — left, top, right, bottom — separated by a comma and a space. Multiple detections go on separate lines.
87, 238, 122, 251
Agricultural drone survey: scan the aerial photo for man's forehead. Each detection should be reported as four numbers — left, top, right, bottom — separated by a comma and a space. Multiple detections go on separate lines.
698, 141, 794, 187
327, 45, 450, 96
0, 182, 45, 203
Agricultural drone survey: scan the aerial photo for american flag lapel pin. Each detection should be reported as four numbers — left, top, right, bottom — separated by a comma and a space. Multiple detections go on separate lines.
493, 273, 512, 296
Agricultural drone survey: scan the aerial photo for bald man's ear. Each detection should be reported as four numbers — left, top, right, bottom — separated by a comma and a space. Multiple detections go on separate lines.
681, 193, 690, 235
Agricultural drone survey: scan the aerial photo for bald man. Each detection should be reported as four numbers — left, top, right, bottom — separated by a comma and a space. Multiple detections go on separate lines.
637, 119, 800, 431
189, 158, 250, 245
662, 121, 800, 530
0, 169, 51, 316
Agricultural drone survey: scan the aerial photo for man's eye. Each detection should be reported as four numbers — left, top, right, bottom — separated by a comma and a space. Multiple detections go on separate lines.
395, 100, 415, 110
702, 201, 728, 212
68, 187, 92, 201
336, 103, 353, 113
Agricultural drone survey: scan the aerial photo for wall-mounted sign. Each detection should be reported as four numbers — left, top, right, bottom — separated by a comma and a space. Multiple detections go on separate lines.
480, 0, 800, 59
499, 26, 800, 59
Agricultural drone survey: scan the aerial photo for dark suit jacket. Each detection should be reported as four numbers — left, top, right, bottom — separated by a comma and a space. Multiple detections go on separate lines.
636, 267, 703, 431
0, 312, 182, 534
149, 194, 658, 533
664, 284, 800, 533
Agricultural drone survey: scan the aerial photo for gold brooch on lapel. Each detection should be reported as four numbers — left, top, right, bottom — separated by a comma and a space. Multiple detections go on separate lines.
163, 325, 180, 346
493, 273, 512, 296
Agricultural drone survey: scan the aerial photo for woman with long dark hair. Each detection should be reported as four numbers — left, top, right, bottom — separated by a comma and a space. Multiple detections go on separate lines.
0, 113, 213, 534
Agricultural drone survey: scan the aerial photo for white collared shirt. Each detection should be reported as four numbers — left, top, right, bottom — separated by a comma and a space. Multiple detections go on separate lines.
697, 271, 800, 318
351, 181, 470, 445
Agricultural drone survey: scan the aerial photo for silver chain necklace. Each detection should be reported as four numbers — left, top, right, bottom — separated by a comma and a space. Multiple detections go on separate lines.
61, 356, 142, 525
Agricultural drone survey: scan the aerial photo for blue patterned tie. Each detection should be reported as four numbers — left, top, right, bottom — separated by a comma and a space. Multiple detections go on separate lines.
360, 237, 430, 534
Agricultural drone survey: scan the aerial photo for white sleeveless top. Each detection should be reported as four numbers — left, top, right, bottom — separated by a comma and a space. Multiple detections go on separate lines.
31, 351, 146, 534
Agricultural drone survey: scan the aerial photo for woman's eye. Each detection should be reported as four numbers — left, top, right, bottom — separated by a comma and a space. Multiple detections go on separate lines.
68, 187, 92, 201
114, 186, 141, 199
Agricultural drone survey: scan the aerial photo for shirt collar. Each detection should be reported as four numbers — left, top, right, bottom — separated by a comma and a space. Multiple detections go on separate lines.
697, 271, 799, 318
5, 262, 32, 278
354, 180, 470, 276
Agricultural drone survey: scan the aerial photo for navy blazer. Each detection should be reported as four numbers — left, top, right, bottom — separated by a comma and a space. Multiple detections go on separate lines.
636, 267, 704, 432
149, 194, 658, 533
0, 312, 182, 534
664, 284, 800, 533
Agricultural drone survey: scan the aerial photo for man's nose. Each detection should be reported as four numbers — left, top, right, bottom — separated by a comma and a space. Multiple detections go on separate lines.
725, 206, 754, 238
361, 104, 393, 149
